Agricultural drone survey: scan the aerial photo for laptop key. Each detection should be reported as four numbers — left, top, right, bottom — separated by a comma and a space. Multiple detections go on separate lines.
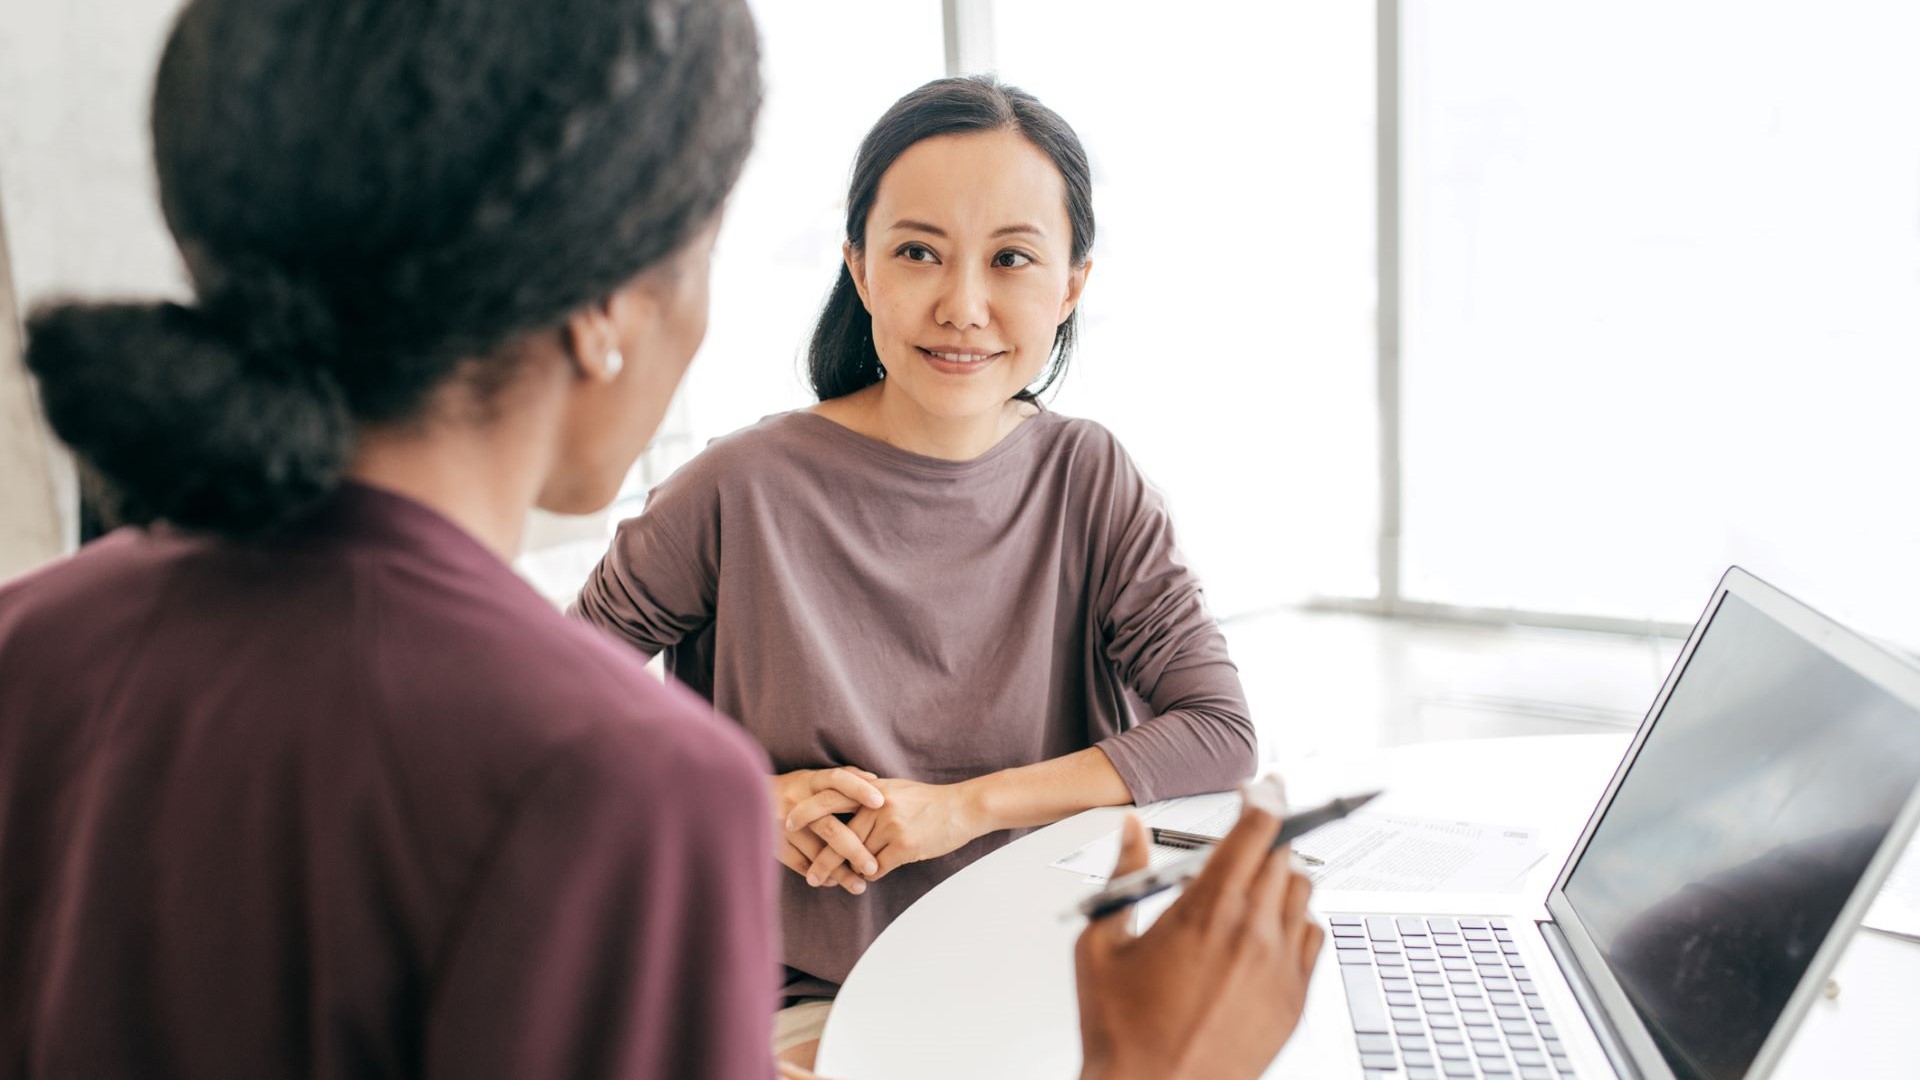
1513, 1050, 1546, 1067
1340, 965, 1392, 1033
1502, 1019, 1532, 1036
1357, 1033, 1395, 1054
1482, 1058, 1514, 1074
1359, 1052, 1398, 1070
1442, 1062, 1474, 1078
1367, 917, 1398, 942
1409, 1070, 1440, 1080
1405, 1051, 1435, 1067
1391, 1007, 1421, 1022
1520, 1070, 1552, 1080
1396, 1020, 1426, 1036
1432, 1028, 1465, 1044
1387, 992, 1417, 1007
1438, 1045, 1470, 1060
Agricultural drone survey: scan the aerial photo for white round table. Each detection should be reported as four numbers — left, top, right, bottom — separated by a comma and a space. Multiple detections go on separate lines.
814, 734, 1919, 1078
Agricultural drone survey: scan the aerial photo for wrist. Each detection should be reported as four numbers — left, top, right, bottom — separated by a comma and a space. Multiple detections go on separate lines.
955, 775, 1002, 838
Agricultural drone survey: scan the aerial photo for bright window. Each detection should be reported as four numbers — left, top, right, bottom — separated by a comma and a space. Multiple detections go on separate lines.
1400, 0, 1920, 644
990, 1, 1380, 613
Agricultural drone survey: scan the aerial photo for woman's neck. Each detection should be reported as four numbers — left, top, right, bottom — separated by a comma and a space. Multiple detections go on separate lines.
346, 382, 563, 562
821, 382, 1035, 461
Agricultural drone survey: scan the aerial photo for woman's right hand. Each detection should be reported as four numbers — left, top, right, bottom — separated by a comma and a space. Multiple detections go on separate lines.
1074, 804, 1324, 1080
770, 767, 886, 895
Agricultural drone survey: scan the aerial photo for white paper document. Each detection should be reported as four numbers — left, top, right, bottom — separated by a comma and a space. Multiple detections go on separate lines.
1864, 837, 1920, 942
1049, 792, 1239, 882
1291, 813, 1545, 893
1051, 793, 1546, 894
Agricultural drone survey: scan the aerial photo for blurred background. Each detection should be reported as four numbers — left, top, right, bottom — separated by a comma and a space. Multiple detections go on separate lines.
4, 0, 1917, 760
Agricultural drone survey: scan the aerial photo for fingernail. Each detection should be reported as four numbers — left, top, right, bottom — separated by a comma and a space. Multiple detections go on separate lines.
806, 873, 820, 887
863, 861, 878, 875
849, 880, 866, 894
785, 818, 798, 831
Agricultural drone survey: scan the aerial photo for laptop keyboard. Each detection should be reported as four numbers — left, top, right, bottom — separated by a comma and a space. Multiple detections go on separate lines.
1331, 915, 1577, 1079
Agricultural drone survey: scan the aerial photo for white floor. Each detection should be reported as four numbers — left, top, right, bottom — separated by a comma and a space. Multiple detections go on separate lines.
1222, 606, 1684, 770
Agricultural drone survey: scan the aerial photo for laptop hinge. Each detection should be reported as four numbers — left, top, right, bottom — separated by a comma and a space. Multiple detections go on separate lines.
1539, 920, 1643, 1080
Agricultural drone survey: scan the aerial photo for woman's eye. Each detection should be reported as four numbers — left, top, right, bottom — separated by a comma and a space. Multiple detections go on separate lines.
994, 250, 1033, 268
898, 243, 937, 263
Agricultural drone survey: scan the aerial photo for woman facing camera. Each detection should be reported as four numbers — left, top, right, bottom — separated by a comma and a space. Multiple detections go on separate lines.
573, 76, 1258, 1063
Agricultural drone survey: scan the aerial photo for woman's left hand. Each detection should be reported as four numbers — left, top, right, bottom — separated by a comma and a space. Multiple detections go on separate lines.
803, 777, 987, 884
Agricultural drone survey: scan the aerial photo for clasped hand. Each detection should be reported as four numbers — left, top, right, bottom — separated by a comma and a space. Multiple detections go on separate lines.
771, 767, 986, 894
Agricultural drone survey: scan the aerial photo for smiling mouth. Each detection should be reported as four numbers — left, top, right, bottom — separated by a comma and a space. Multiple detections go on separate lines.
917, 346, 1005, 369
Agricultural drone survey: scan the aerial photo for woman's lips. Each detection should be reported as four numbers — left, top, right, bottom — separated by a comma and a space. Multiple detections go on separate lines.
917, 346, 1004, 374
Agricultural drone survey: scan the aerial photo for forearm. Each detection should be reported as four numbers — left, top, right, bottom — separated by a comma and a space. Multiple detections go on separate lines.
961, 746, 1134, 835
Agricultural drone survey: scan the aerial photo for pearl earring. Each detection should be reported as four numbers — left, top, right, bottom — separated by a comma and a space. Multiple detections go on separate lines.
604, 347, 625, 378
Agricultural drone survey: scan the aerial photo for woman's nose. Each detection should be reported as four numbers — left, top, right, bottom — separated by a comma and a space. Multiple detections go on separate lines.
934, 265, 990, 330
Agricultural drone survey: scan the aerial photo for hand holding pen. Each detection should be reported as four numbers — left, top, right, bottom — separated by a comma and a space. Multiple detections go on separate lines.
1073, 785, 1327, 1080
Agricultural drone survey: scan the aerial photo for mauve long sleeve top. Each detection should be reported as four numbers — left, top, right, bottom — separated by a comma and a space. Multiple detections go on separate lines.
571, 410, 1257, 994
0, 484, 778, 1079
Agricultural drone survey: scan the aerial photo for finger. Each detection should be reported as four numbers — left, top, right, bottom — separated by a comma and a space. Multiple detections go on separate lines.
1082, 815, 1150, 948
784, 790, 861, 832
788, 826, 824, 862
784, 831, 865, 892
811, 816, 879, 876
869, 842, 914, 881
775, 841, 816, 880
846, 766, 879, 781
810, 767, 885, 809
1280, 867, 1315, 953
1187, 796, 1283, 905
1298, 920, 1325, 980
1109, 812, 1151, 879
1246, 842, 1294, 940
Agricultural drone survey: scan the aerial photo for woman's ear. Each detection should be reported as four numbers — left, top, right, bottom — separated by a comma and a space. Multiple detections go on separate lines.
1057, 258, 1093, 324
843, 241, 873, 313
562, 297, 628, 384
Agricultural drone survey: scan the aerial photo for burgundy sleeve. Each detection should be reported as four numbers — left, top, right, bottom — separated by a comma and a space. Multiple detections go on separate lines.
569, 476, 721, 658
423, 722, 777, 1080
1089, 445, 1259, 805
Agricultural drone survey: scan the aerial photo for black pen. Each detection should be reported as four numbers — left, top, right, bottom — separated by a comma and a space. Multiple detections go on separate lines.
1076, 789, 1382, 922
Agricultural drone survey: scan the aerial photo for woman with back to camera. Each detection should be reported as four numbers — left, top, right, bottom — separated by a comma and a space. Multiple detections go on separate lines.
0, 1, 1319, 1077
572, 76, 1260, 1067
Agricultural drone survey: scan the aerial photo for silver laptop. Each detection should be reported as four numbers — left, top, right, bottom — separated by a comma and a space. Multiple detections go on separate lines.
1321, 567, 1920, 1079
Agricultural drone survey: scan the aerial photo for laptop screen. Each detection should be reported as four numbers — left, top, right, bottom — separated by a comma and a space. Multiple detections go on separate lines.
1561, 591, 1920, 1079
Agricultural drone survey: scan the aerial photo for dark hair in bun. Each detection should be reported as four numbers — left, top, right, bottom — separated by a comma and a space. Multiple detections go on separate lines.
25, 0, 761, 534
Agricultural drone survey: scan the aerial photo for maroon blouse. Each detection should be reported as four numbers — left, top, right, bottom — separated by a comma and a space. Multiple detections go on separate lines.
0, 483, 777, 1078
